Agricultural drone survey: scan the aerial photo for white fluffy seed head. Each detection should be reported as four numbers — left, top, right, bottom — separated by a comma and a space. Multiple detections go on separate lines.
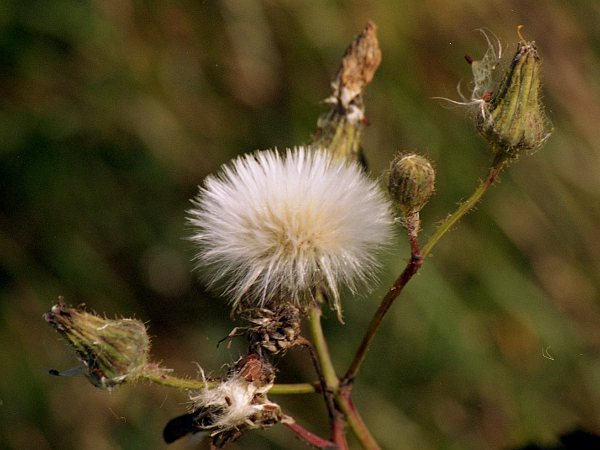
188, 146, 393, 318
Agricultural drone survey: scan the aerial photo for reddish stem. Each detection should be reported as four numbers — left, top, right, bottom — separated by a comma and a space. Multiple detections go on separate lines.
285, 422, 338, 449
342, 217, 423, 385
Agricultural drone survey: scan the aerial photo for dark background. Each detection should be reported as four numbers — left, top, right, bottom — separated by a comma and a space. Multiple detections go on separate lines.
1, 1, 600, 449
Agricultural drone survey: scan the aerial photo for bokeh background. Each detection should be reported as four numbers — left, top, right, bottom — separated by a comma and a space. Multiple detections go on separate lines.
2, 1, 600, 449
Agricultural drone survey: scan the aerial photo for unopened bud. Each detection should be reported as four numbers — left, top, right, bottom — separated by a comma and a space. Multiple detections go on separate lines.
477, 31, 552, 163
44, 298, 150, 389
388, 153, 435, 216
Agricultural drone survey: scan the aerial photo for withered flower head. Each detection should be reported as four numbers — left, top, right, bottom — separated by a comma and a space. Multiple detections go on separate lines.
44, 299, 150, 389
163, 354, 282, 447
331, 20, 382, 110
477, 27, 553, 163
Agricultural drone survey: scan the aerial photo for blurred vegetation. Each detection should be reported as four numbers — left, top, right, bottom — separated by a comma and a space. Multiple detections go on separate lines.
1, 1, 600, 449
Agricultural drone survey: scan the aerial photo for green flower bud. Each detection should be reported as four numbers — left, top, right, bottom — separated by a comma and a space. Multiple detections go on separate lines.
45, 299, 150, 389
387, 153, 435, 216
477, 31, 552, 163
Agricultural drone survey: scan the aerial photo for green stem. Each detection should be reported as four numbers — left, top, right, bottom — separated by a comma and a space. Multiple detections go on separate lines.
140, 367, 316, 394
308, 304, 380, 449
308, 305, 339, 390
140, 369, 218, 390
269, 383, 318, 395
308, 304, 348, 449
420, 164, 504, 259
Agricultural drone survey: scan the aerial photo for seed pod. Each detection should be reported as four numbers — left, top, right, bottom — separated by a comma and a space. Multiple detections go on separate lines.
45, 299, 150, 389
387, 153, 435, 216
477, 33, 552, 162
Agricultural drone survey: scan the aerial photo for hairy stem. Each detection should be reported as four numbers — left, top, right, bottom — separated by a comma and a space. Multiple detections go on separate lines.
420, 163, 504, 259
344, 163, 504, 383
140, 368, 218, 390
140, 368, 316, 394
269, 383, 318, 395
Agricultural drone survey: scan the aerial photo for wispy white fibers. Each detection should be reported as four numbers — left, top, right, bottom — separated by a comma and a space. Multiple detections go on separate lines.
188, 146, 393, 318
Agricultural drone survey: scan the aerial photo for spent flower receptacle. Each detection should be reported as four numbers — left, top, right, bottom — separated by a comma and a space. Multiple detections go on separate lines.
163, 354, 283, 448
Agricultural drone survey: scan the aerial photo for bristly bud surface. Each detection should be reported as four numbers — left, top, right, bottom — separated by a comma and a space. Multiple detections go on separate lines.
477, 30, 552, 163
388, 153, 436, 218
44, 298, 150, 389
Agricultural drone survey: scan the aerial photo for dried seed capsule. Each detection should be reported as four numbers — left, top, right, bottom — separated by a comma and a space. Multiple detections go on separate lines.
387, 153, 436, 217
477, 31, 552, 162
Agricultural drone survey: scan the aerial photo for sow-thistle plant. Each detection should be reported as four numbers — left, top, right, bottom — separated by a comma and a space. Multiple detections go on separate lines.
45, 22, 552, 450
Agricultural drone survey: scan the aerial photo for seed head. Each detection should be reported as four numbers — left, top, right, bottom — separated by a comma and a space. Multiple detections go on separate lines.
188, 146, 393, 320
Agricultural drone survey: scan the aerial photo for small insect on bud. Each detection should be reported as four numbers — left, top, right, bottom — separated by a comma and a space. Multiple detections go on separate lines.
477, 26, 552, 163
44, 298, 150, 389
387, 153, 436, 218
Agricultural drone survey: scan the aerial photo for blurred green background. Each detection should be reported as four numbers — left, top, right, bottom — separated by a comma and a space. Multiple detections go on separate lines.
2, 1, 600, 449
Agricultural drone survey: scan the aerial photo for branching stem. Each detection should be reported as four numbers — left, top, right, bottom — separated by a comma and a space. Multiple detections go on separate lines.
343, 163, 505, 383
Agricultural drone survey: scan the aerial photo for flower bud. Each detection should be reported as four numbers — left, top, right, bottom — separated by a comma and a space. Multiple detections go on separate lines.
387, 153, 435, 216
477, 33, 552, 162
44, 299, 150, 389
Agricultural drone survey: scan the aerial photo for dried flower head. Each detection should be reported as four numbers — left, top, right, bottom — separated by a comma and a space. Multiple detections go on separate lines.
477, 27, 553, 162
227, 304, 304, 355
164, 354, 282, 447
44, 298, 150, 389
188, 146, 393, 319
435, 27, 552, 164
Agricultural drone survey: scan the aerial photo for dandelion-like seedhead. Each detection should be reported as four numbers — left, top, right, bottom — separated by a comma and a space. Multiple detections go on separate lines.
188, 146, 393, 318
